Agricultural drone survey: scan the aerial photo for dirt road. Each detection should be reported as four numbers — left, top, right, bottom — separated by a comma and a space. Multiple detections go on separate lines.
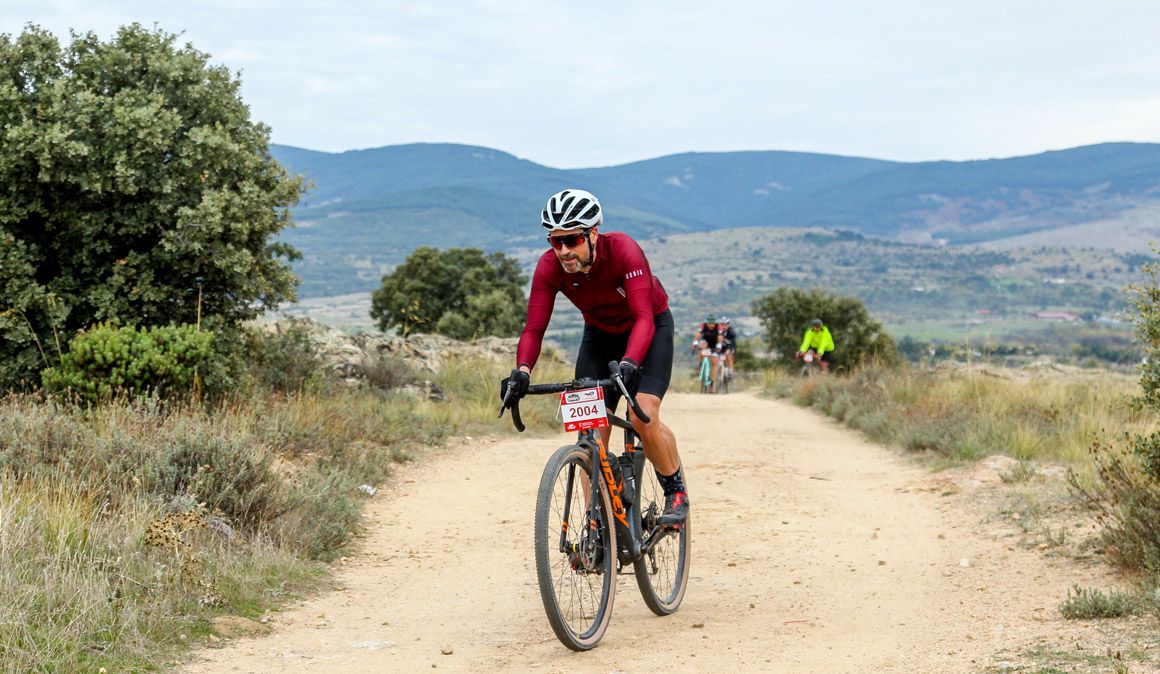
181, 390, 1126, 673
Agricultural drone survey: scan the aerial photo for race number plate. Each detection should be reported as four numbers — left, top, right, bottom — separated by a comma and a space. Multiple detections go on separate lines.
560, 387, 609, 432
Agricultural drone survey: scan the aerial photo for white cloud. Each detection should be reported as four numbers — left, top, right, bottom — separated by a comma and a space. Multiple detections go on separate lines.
6, 0, 1160, 166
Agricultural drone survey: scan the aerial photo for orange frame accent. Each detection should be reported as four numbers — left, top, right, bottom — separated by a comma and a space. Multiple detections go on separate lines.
595, 435, 629, 528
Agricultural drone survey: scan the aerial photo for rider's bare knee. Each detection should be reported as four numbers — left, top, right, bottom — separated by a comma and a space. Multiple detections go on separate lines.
632, 394, 662, 431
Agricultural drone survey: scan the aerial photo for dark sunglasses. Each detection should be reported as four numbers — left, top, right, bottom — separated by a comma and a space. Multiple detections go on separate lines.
547, 230, 591, 250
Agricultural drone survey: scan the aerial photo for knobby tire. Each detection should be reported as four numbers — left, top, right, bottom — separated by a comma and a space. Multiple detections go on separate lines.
632, 466, 691, 615
534, 444, 617, 650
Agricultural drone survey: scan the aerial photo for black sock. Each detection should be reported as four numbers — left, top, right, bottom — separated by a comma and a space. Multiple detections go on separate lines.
656, 468, 685, 496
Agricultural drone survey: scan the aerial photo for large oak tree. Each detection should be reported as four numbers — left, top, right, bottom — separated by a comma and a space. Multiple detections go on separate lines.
370, 246, 526, 339
0, 24, 302, 389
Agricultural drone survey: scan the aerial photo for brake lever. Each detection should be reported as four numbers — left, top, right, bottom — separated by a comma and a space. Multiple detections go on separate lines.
497, 382, 527, 432
607, 361, 651, 425
497, 382, 512, 418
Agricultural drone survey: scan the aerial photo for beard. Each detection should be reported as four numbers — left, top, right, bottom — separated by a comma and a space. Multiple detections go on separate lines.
557, 242, 594, 273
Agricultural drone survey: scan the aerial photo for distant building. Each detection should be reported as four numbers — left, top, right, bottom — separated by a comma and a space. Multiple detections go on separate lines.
1034, 312, 1080, 322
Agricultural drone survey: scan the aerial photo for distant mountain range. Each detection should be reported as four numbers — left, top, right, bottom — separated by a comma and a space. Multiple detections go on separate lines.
270, 142, 1160, 298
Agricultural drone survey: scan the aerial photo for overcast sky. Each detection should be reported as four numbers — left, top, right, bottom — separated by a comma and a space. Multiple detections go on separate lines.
6, 1, 1160, 168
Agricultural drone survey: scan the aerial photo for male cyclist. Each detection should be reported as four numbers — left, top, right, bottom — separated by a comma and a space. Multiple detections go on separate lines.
502, 188, 689, 527
695, 315, 720, 345
796, 318, 835, 374
693, 315, 719, 369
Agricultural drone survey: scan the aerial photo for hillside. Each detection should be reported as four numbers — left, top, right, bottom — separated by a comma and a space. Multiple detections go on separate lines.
276, 226, 1145, 367
270, 142, 1160, 298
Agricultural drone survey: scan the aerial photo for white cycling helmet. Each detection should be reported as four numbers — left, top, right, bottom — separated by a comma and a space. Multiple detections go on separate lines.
542, 189, 603, 231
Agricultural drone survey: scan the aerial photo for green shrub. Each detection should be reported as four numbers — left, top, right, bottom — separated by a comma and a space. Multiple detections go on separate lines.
1074, 252, 1160, 575
1072, 440, 1160, 571
360, 353, 421, 391
246, 320, 325, 394
1059, 584, 1142, 619
282, 470, 363, 561
42, 323, 214, 402
147, 428, 286, 529
730, 337, 770, 372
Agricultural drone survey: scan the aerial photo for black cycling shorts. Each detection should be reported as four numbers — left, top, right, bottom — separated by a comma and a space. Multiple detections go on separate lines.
819, 351, 832, 363
575, 309, 674, 412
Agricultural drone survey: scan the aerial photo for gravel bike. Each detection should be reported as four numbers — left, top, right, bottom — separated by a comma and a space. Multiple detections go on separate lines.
697, 353, 713, 393
499, 362, 691, 650
797, 350, 821, 378
715, 352, 732, 394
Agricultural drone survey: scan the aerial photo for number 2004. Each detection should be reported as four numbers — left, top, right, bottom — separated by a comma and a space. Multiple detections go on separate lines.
568, 404, 600, 418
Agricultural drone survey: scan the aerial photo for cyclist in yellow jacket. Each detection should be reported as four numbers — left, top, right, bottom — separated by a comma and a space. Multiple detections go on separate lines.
796, 318, 835, 374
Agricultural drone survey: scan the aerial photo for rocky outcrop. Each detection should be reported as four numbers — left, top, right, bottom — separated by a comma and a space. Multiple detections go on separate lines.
260, 318, 565, 393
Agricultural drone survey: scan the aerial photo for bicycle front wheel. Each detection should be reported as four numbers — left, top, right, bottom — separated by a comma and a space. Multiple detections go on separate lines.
633, 467, 691, 615
535, 444, 617, 651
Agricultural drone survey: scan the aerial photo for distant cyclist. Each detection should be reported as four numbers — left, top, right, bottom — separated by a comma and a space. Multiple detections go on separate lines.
718, 317, 737, 371
795, 318, 835, 374
712, 332, 729, 387
503, 188, 689, 528
694, 315, 719, 355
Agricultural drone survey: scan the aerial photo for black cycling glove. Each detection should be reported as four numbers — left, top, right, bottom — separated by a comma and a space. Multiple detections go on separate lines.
500, 368, 530, 405
617, 359, 640, 394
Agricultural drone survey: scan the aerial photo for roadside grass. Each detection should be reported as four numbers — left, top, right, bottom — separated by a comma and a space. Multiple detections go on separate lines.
427, 352, 575, 436
991, 645, 1146, 674
762, 364, 1147, 466
1060, 585, 1149, 620
997, 493, 1074, 553
0, 349, 552, 672
765, 361, 1160, 664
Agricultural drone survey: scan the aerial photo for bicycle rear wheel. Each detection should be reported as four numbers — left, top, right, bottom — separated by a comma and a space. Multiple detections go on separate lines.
535, 444, 617, 650
632, 467, 691, 615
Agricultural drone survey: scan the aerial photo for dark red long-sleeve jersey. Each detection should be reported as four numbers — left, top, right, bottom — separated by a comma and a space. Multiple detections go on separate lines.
516, 232, 669, 371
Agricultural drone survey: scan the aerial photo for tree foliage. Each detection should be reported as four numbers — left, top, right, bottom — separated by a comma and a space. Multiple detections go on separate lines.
370, 247, 526, 339
0, 24, 303, 390
751, 287, 898, 370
